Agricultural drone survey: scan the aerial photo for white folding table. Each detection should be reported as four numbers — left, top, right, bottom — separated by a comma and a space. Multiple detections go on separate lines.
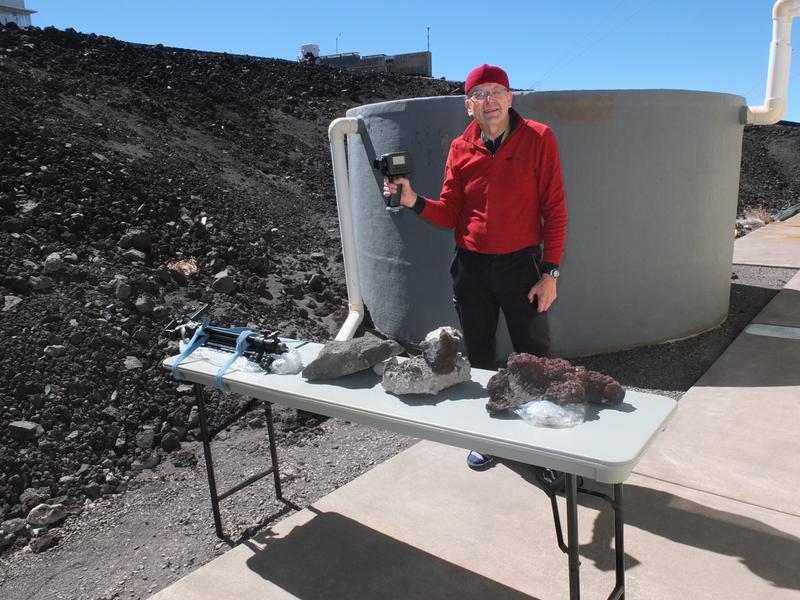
164, 341, 677, 600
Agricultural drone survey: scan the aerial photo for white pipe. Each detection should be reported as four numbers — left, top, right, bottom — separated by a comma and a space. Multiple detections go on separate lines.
746, 0, 800, 124
328, 117, 364, 341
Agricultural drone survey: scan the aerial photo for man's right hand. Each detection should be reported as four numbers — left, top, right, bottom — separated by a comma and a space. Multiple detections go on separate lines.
383, 176, 417, 208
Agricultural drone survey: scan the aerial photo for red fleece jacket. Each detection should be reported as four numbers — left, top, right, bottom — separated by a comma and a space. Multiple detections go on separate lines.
420, 110, 567, 264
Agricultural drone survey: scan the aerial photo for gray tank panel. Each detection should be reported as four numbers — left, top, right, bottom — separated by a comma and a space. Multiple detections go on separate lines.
345, 90, 745, 357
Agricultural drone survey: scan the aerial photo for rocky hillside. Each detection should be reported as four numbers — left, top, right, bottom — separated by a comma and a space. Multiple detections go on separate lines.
0, 22, 798, 552
0, 23, 459, 546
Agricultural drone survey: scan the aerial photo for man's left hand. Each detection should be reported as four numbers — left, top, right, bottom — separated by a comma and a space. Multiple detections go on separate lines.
528, 275, 557, 312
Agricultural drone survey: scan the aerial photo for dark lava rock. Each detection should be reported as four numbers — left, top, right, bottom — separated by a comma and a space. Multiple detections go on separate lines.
171, 448, 197, 468
119, 229, 152, 251
420, 326, 466, 374
160, 431, 181, 452
302, 335, 404, 381
30, 532, 60, 553
8, 421, 45, 441
486, 353, 625, 414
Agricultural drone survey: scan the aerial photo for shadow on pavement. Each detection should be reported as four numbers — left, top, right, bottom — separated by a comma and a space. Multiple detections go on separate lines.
581, 483, 800, 591
244, 510, 541, 600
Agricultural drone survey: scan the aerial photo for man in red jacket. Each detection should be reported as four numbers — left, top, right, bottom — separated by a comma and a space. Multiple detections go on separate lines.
384, 64, 568, 469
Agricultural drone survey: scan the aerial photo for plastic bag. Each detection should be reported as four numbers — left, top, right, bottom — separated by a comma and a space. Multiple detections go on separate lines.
177, 342, 303, 375
178, 341, 263, 372
513, 399, 585, 429
269, 349, 303, 375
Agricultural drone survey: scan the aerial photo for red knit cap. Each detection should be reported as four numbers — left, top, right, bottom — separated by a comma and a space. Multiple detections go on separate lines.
464, 64, 510, 94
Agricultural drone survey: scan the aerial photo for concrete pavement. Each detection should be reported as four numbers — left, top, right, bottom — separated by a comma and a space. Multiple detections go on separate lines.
151, 234, 800, 600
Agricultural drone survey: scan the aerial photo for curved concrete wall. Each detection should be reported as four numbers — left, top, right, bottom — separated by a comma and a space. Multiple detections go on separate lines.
345, 90, 746, 357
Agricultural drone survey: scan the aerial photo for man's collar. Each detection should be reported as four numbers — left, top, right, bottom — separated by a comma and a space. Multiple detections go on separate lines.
480, 109, 520, 149
466, 108, 522, 145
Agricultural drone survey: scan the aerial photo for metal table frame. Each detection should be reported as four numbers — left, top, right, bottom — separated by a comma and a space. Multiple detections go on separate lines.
166, 344, 676, 600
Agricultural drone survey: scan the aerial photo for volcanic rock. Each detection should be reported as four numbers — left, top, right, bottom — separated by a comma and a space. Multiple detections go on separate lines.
8, 420, 45, 441
136, 430, 156, 449
26, 503, 68, 527
486, 353, 625, 414
3, 295, 22, 311
43, 252, 64, 273
420, 326, 467, 374
0, 533, 15, 550
124, 355, 143, 370
380, 326, 471, 395
134, 295, 154, 314
30, 532, 60, 553
160, 431, 181, 452
119, 229, 152, 251
302, 335, 404, 381
30, 275, 54, 291
115, 280, 133, 300
0, 518, 26, 536
382, 354, 471, 395
2, 276, 30, 295
171, 448, 197, 468
132, 451, 161, 471
211, 271, 235, 294
19, 487, 51, 508
44, 344, 67, 358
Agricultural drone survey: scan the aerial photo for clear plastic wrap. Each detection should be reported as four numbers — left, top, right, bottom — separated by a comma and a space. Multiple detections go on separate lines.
513, 399, 585, 429
177, 342, 303, 375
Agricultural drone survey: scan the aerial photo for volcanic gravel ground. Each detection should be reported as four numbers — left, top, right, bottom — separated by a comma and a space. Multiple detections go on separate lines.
0, 22, 798, 600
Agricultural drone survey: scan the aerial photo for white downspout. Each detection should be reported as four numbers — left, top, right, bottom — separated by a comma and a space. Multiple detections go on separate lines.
746, 0, 800, 124
328, 117, 364, 341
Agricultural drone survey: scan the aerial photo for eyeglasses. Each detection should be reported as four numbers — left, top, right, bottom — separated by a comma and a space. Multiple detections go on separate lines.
467, 87, 509, 102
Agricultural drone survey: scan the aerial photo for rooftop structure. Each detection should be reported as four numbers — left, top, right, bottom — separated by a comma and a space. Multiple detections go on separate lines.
0, 0, 35, 27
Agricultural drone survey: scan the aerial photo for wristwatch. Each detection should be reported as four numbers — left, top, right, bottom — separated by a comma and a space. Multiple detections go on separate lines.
544, 266, 560, 279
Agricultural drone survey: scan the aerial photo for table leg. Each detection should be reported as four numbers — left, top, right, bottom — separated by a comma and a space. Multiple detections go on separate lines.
264, 402, 283, 500
195, 383, 224, 539
610, 483, 626, 600
566, 473, 581, 600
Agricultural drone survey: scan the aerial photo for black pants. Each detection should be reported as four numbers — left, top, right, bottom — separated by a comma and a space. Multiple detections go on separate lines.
450, 246, 550, 370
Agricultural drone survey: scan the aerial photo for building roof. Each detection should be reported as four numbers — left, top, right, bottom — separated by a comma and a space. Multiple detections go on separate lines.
0, 0, 36, 14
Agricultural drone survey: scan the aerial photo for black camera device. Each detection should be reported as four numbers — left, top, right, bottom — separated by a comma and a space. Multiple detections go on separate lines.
374, 151, 413, 210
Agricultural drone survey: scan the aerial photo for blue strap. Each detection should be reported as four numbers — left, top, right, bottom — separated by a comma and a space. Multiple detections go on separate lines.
171, 322, 209, 381
215, 329, 254, 391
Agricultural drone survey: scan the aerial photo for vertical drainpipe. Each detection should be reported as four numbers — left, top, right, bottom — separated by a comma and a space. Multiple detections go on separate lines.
328, 117, 364, 341
745, 0, 800, 124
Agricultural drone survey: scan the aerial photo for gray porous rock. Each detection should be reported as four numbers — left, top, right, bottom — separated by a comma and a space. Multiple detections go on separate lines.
302, 335, 404, 381
381, 354, 471, 395
26, 503, 68, 527
421, 326, 467, 374
381, 327, 471, 395
486, 353, 625, 414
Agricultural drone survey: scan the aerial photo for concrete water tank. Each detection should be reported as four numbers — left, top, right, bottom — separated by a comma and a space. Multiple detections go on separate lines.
344, 90, 746, 357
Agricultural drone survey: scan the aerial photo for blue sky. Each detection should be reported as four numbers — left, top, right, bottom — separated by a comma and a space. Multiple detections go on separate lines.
27, 0, 800, 122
